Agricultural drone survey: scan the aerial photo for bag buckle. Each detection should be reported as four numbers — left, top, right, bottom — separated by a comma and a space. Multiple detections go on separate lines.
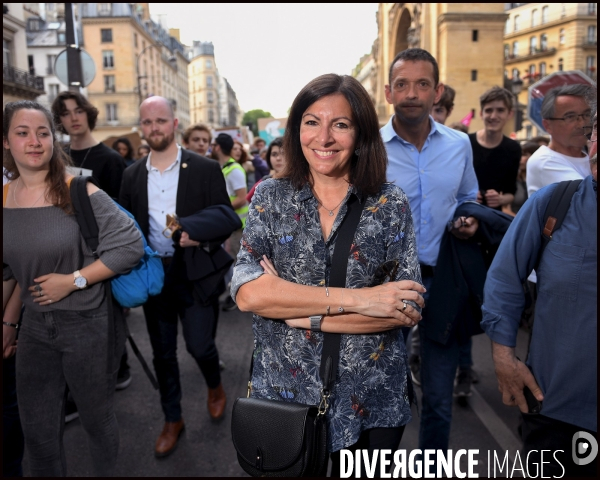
162, 213, 182, 238
318, 388, 330, 416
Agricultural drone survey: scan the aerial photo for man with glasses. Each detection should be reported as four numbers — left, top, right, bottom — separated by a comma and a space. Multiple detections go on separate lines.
527, 84, 593, 196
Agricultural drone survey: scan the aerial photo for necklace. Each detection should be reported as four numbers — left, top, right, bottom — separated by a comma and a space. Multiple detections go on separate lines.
13, 177, 47, 208
68, 145, 93, 169
316, 195, 346, 216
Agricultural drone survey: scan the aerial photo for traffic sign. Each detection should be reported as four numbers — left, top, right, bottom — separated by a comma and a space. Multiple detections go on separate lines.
54, 48, 96, 87
528, 70, 596, 133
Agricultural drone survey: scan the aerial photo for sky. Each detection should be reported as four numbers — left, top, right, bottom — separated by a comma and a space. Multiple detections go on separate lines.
149, 3, 379, 118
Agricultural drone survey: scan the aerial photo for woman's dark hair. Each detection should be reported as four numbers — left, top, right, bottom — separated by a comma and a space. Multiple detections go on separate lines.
51, 90, 99, 133
112, 137, 134, 160
137, 144, 151, 158
3, 100, 73, 213
282, 74, 387, 196
521, 141, 540, 156
233, 140, 248, 165
266, 137, 284, 169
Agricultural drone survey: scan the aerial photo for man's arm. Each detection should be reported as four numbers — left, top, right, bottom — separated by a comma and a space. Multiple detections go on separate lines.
456, 140, 479, 206
209, 162, 233, 207
481, 185, 553, 410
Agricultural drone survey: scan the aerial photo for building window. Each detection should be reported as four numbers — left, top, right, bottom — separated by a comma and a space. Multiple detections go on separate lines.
206, 59, 212, 69
47, 54, 57, 75
504, 44, 510, 59
529, 37, 537, 55
102, 50, 114, 69
98, 3, 112, 16
57, 32, 66, 44
586, 56, 596, 76
512, 68, 520, 79
561, 4, 566, 18
207, 76, 213, 87
48, 84, 59, 102
559, 29, 565, 45
104, 75, 115, 93
471, 70, 478, 81
541, 6, 548, 23
3, 39, 11, 67
505, 18, 510, 34
28, 55, 35, 75
472, 30, 478, 42
208, 109, 214, 123
540, 62, 547, 77
589, 3, 596, 15
207, 91, 214, 104
540, 33, 548, 50
558, 58, 564, 71
531, 9, 538, 27
514, 15, 520, 32
588, 26, 597, 43
513, 41, 519, 57
526, 125, 533, 139
134, 33, 138, 48
101, 29, 113, 43
106, 103, 118, 121
529, 64, 536, 76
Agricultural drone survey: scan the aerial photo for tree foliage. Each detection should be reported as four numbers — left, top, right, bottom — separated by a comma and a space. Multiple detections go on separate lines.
242, 109, 272, 136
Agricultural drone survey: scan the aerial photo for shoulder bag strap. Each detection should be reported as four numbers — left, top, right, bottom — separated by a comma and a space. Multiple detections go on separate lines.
320, 193, 363, 393
535, 179, 582, 271
246, 193, 364, 397
3, 183, 8, 207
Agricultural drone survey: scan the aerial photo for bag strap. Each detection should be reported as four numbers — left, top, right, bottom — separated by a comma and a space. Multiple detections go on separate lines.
69, 176, 159, 389
3, 183, 8, 207
535, 179, 582, 271
319, 194, 363, 394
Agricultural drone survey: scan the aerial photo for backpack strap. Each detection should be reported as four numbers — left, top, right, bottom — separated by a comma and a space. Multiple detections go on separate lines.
69, 176, 159, 389
3, 183, 9, 207
535, 179, 582, 271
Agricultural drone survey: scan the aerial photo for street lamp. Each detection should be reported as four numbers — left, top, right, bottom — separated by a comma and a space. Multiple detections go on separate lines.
136, 44, 177, 105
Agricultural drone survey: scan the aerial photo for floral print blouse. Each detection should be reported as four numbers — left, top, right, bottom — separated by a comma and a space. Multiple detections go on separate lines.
231, 178, 421, 453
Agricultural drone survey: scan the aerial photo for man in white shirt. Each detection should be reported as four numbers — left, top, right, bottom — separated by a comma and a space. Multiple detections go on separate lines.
527, 84, 593, 196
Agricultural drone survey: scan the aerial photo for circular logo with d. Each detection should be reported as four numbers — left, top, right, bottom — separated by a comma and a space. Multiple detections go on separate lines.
572, 431, 598, 466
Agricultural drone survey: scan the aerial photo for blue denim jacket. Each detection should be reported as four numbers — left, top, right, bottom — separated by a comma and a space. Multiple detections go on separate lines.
482, 176, 597, 431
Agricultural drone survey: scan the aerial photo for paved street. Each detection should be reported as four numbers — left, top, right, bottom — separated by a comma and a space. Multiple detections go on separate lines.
22, 303, 530, 477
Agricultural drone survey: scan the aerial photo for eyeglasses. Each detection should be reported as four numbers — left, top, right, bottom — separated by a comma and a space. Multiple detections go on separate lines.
583, 124, 597, 142
545, 112, 592, 124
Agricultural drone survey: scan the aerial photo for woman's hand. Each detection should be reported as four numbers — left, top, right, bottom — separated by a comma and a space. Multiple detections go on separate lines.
260, 255, 279, 277
349, 280, 425, 326
29, 273, 76, 306
3, 324, 18, 358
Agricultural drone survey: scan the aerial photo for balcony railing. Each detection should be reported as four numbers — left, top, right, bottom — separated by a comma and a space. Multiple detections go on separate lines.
582, 36, 597, 47
504, 47, 557, 64
3, 65, 45, 92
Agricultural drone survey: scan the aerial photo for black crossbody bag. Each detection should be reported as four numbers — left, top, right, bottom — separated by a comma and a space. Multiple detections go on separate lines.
231, 194, 363, 477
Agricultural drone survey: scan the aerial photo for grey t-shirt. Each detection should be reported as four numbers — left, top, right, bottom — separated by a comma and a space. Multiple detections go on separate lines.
3, 190, 143, 312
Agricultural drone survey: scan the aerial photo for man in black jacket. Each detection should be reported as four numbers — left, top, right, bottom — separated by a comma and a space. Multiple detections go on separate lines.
119, 96, 231, 458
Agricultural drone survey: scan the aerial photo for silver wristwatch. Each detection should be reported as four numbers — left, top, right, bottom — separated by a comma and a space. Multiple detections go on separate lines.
309, 315, 324, 332
73, 270, 88, 289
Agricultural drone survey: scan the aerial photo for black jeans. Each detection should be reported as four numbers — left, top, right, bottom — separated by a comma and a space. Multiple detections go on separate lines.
3, 355, 24, 477
521, 413, 597, 478
143, 274, 221, 423
329, 426, 406, 478
16, 302, 123, 476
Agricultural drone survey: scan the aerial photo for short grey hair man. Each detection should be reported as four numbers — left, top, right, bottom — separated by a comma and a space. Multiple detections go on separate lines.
541, 84, 593, 119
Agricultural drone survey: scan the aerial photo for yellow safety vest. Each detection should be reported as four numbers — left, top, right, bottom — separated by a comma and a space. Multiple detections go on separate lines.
222, 159, 248, 228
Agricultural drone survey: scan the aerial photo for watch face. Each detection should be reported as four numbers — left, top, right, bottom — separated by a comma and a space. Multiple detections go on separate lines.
75, 276, 87, 288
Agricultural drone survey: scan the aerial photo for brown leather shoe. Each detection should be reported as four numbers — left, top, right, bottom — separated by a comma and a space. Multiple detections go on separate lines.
207, 383, 227, 419
155, 419, 185, 458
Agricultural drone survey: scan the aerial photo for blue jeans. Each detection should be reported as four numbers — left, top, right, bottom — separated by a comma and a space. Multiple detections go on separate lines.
418, 276, 471, 455
16, 302, 124, 476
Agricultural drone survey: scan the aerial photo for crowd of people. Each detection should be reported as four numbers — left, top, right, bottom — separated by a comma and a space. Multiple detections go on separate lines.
3, 46, 596, 478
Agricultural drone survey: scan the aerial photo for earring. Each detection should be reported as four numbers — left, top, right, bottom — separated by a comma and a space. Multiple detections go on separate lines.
355, 148, 361, 156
